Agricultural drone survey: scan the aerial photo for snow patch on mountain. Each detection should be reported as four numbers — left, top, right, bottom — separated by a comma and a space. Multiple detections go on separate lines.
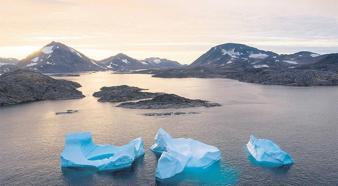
31, 57, 39, 62
42, 46, 54, 54
153, 58, 162, 64
221, 49, 240, 58
26, 63, 38, 67
283, 60, 298, 64
253, 64, 269, 68
249, 53, 269, 59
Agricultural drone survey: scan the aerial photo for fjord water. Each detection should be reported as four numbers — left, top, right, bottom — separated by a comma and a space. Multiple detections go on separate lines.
0, 72, 337, 185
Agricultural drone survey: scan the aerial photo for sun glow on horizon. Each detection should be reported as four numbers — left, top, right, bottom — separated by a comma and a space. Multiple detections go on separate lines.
1, 0, 338, 64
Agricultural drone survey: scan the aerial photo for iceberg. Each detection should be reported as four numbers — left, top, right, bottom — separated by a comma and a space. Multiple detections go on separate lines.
151, 128, 221, 179
246, 135, 294, 167
61, 132, 144, 171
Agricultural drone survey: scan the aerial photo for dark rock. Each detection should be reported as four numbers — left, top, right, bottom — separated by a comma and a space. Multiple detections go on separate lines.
0, 69, 84, 106
143, 111, 199, 116
55, 109, 79, 115
93, 85, 159, 102
117, 94, 221, 109
51, 73, 80, 77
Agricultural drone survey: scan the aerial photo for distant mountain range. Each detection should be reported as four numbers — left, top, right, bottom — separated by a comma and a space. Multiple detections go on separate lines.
146, 43, 338, 86
0, 41, 182, 74
0, 58, 19, 74
97, 54, 181, 72
1, 42, 337, 86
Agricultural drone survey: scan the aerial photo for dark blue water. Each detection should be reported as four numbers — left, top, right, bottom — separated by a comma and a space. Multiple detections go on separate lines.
0, 72, 337, 185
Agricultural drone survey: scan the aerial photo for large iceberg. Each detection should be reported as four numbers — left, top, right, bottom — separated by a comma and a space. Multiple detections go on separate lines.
246, 135, 294, 167
151, 128, 221, 179
61, 132, 144, 171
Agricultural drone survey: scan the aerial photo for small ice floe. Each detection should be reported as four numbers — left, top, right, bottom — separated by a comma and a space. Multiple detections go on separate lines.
55, 109, 79, 115
151, 128, 221, 179
246, 135, 294, 167
61, 132, 144, 171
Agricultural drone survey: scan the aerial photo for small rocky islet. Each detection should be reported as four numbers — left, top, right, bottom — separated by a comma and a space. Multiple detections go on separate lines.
93, 85, 221, 109
0, 69, 84, 106
93, 85, 159, 102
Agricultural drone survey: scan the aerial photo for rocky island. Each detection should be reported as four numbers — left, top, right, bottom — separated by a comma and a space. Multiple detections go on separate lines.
93, 85, 159, 102
93, 85, 220, 109
0, 69, 84, 106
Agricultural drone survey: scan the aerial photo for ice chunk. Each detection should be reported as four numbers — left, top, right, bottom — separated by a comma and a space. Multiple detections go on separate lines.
60, 132, 144, 171
246, 135, 294, 167
151, 128, 221, 179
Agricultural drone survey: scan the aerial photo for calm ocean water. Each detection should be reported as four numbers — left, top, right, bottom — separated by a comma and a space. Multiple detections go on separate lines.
0, 72, 337, 185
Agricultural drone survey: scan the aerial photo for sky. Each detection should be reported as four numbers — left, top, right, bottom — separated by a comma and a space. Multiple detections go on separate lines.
1, 0, 338, 64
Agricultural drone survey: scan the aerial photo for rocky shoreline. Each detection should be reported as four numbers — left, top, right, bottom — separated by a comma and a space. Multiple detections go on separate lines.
0, 69, 84, 106
143, 66, 338, 86
117, 94, 221, 109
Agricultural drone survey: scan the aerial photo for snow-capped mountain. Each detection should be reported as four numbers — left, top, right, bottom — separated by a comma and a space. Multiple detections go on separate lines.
98, 54, 182, 72
98, 53, 146, 72
0, 58, 19, 74
191, 43, 279, 68
190, 43, 322, 69
19, 41, 103, 73
141, 57, 181, 69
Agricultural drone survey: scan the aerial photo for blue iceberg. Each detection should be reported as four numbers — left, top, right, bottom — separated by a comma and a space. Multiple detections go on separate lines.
61, 132, 144, 171
151, 128, 221, 179
246, 135, 294, 167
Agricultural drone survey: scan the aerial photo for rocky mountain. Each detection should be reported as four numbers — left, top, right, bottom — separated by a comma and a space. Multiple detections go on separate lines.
191, 43, 278, 68
98, 54, 182, 72
190, 43, 322, 70
98, 53, 146, 72
141, 57, 182, 69
19, 41, 103, 73
149, 43, 338, 86
0, 58, 19, 74
296, 53, 338, 72
0, 69, 84, 106
278, 51, 321, 65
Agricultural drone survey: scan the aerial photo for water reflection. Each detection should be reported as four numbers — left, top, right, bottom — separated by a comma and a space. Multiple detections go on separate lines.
62, 156, 146, 185
156, 161, 238, 185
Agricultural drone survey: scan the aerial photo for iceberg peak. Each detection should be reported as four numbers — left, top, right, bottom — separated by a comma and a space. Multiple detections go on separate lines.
246, 135, 294, 167
151, 129, 221, 179
60, 132, 144, 171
